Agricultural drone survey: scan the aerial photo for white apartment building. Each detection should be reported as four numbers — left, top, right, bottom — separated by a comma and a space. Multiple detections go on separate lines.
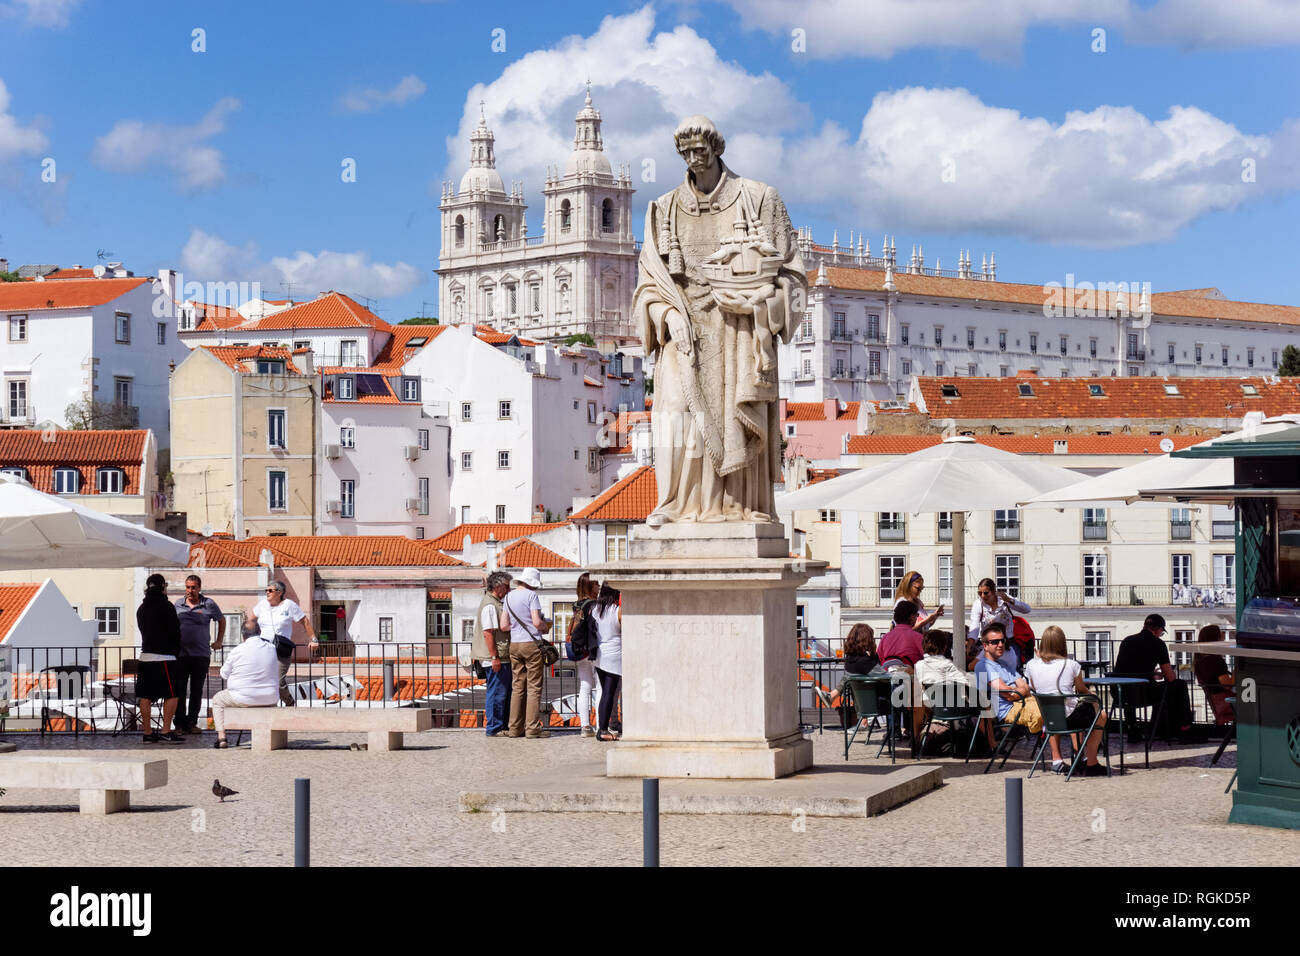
0, 266, 188, 446
781, 238, 1300, 403
436, 89, 639, 346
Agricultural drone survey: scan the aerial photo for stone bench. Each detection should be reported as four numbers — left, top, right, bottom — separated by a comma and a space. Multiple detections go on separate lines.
224, 706, 433, 752
0, 755, 167, 814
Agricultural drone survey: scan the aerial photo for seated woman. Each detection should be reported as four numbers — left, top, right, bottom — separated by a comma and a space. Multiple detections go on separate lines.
1023, 625, 1109, 776
1192, 624, 1234, 724
816, 624, 877, 712
914, 629, 976, 751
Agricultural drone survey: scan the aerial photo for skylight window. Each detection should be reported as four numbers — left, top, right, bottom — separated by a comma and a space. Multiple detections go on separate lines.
1017, 383, 1034, 397
408, 337, 427, 347
1163, 384, 1181, 396
1088, 384, 1105, 397
940, 384, 960, 398
1241, 384, 1259, 396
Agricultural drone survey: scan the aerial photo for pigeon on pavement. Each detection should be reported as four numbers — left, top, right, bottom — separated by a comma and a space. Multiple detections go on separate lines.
212, 779, 238, 802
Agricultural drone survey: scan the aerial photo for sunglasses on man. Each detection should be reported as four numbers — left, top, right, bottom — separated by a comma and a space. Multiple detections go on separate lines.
982, 637, 1006, 646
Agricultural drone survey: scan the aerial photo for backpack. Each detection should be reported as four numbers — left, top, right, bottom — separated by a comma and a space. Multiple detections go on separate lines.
565, 599, 599, 662
1011, 616, 1035, 665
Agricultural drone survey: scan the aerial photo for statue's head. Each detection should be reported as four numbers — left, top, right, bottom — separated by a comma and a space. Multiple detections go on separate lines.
674, 115, 725, 174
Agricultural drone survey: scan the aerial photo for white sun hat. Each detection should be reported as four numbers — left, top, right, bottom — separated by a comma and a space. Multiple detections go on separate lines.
513, 568, 543, 589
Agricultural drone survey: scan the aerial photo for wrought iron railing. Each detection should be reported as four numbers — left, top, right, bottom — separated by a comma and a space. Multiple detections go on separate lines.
840, 584, 1235, 610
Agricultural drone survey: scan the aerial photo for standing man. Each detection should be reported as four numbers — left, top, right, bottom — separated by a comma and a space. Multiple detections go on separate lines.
173, 574, 225, 733
135, 574, 185, 743
471, 571, 513, 737
503, 568, 552, 739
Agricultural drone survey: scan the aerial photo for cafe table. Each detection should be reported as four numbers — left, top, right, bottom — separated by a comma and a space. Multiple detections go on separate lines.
1083, 675, 1149, 773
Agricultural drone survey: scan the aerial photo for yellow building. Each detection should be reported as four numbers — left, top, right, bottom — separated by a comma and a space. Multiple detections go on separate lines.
171, 346, 318, 537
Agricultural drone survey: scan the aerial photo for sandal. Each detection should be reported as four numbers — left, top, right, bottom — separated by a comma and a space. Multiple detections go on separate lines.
213, 739, 229, 749
597, 731, 618, 741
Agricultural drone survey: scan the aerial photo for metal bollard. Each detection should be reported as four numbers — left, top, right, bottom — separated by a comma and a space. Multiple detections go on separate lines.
383, 661, 395, 702
643, 778, 659, 867
1005, 777, 1023, 867
295, 778, 310, 867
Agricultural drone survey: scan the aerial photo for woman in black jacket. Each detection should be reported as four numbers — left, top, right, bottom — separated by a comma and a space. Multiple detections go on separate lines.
136, 573, 186, 743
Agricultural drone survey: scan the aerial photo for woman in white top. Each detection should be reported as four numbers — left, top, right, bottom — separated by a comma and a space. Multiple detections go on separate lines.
966, 577, 1030, 670
248, 580, 317, 705
893, 570, 943, 633
1023, 625, 1108, 775
591, 582, 623, 741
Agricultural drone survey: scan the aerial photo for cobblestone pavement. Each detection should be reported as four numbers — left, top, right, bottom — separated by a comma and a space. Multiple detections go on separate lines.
0, 729, 1290, 867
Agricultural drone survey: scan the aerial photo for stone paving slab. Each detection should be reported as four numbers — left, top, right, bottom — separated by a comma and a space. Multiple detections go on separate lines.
460, 760, 941, 817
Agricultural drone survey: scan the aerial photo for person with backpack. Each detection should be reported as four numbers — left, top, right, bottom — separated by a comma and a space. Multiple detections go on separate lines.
568, 572, 601, 737
967, 578, 1031, 672
591, 583, 623, 741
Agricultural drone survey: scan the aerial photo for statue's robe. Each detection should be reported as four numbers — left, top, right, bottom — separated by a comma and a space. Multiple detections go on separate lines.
634, 161, 806, 523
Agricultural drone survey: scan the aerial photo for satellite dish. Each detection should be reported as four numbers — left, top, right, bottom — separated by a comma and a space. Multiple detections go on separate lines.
200, 523, 214, 538
92, 264, 107, 278
1159, 438, 1174, 454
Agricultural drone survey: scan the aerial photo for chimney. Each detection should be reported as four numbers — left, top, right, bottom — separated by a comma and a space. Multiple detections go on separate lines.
778, 398, 788, 421
0, 258, 8, 273
822, 398, 838, 421
296, 348, 314, 374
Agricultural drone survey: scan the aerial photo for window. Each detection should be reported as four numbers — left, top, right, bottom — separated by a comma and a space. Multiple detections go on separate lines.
1170, 507, 1191, 540
967, 363, 976, 377
937, 555, 952, 603
818, 509, 839, 523
8, 314, 27, 342
998, 331, 1007, 351
1083, 553, 1107, 600
340, 426, 355, 448
340, 479, 355, 518
461, 505, 470, 523
113, 377, 132, 406
529, 283, 540, 314
937, 512, 953, 542
900, 323, 909, 345
506, 283, 518, 316
799, 317, 813, 341
402, 378, 420, 402
156, 322, 166, 345
1211, 503, 1234, 539
1085, 630, 1112, 665
940, 384, 959, 399
605, 523, 629, 561
495, 504, 507, 524
417, 428, 429, 451
588, 448, 599, 472
1168, 342, 1175, 362
868, 351, 881, 376
336, 377, 355, 400
267, 409, 286, 449
901, 359, 912, 376
934, 325, 943, 347
999, 366, 1009, 377
832, 312, 846, 338
1018, 383, 1034, 397
1195, 344, 1202, 364
966, 328, 976, 349
53, 467, 80, 494
1171, 553, 1191, 589
1274, 349, 1280, 367
1088, 383, 1105, 397
461, 451, 473, 471
1028, 333, 1037, 353
498, 400, 512, 419
1059, 335, 1068, 355
878, 512, 905, 541
879, 556, 905, 604
268, 470, 287, 511
867, 313, 880, 340
454, 215, 465, 247
587, 401, 598, 424
0, 466, 26, 480
498, 450, 511, 469
934, 361, 944, 376
340, 340, 359, 367
1241, 384, 1259, 396
115, 312, 130, 343
418, 477, 429, 515
256, 359, 285, 374
834, 355, 846, 377
415, 527, 425, 540
1222, 347, 1229, 367
1213, 554, 1235, 590
785, 423, 797, 437
560, 199, 572, 231
1082, 507, 1107, 540
1163, 384, 1181, 396
96, 468, 124, 494
995, 554, 1020, 597
1090, 338, 1098, 358
379, 617, 394, 642
95, 607, 120, 637
994, 508, 1020, 540
461, 402, 472, 421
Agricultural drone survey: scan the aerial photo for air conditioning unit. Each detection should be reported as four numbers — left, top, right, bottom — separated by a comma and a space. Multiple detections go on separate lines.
403, 445, 420, 460
404, 497, 420, 511
325, 499, 342, 514
324, 444, 341, 459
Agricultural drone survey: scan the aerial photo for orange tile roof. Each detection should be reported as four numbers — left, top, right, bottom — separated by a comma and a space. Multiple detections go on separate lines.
188, 535, 463, 569
202, 345, 302, 374
808, 264, 1300, 328
784, 402, 860, 421
41, 268, 98, 279
245, 292, 393, 332
806, 468, 841, 484
871, 401, 921, 415
844, 434, 1207, 456
916, 375, 1300, 421
584, 377, 603, 388
424, 522, 566, 550
427, 589, 451, 601
371, 325, 448, 371
0, 277, 149, 310
320, 371, 400, 404
495, 538, 578, 569
0, 584, 41, 642
472, 325, 540, 347
0, 429, 147, 495
570, 466, 656, 522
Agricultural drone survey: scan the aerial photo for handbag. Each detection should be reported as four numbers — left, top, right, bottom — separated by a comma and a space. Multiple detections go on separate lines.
273, 633, 296, 660
506, 600, 559, 667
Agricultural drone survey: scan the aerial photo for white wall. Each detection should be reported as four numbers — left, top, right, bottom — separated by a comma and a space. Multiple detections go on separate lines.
1, 579, 100, 675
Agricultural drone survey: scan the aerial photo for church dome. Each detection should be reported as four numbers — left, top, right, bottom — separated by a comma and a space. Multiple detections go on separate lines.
563, 85, 613, 179
459, 105, 506, 195
460, 165, 505, 195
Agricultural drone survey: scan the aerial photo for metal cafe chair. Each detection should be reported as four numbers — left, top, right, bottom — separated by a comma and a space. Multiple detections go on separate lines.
984, 690, 1037, 773
842, 674, 895, 763
918, 681, 982, 760
1026, 692, 1104, 781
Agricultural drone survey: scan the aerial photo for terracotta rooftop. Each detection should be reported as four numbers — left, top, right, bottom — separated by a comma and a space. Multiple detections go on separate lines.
807, 265, 1300, 328
570, 466, 656, 522
371, 325, 447, 371
0, 429, 147, 495
495, 538, 578, 569
202, 345, 302, 374
806, 468, 841, 484
0, 277, 150, 310
0, 584, 41, 643
188, 535, 463, 569
915, 375, 1300, 421
424, 522, 567, 551
242, 292, 392, 332
844, 434, 1208, 456
471, 325, 540, 347
784, 401, 860, 422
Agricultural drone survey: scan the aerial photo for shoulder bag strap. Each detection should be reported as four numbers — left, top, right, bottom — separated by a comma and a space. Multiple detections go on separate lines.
505, 598, 549, 651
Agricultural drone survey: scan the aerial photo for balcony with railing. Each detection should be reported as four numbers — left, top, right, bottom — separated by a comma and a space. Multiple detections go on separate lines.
1127, 348, 1147, 361
0, 403, 35, 426
1082, 519, 1108, 540
1170, 519, 1193, 540
937, 515, 952, 542
877, 517, 906, 541
993, 518, 1021, 541
841, 583, 1232, 609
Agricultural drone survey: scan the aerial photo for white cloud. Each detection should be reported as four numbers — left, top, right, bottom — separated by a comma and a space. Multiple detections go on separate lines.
448, 8, 1299, 247
718, 0, 1300, 59
338, 75, 427, 112
1, 0, 81, 28
179, 229, 424, 302
91, 98, 239, 191
0, 78, 48, 159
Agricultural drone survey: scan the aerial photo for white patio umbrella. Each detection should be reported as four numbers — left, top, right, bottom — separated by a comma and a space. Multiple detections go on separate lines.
1020, 453, 1233, 509
0, 474, 190, 570
776, 436, 1083, 666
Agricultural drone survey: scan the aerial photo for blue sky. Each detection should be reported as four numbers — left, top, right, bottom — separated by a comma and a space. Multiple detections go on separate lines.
1, 0, 1298, 321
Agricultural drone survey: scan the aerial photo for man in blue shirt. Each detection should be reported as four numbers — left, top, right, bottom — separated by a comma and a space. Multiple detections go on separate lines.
173, 574, 225, 733
974, 621, 1041, 742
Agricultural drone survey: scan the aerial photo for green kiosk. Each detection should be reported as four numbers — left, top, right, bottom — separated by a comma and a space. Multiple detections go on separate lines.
1168, 417, 1300, 830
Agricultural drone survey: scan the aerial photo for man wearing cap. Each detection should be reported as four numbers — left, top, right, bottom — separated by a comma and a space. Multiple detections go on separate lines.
502, 568, 553, 738
472, 571, 513, 737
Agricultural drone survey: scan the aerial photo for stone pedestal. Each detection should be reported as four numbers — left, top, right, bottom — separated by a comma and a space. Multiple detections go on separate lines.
593, 522, 823, 780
